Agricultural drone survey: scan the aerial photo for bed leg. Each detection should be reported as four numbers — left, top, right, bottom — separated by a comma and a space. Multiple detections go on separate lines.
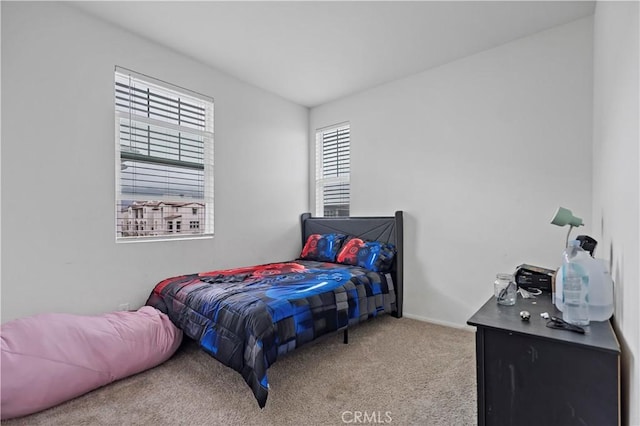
343, 329, 348, 344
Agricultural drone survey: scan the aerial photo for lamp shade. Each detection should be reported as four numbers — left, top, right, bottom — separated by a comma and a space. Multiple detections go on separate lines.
550, 207, 583, 227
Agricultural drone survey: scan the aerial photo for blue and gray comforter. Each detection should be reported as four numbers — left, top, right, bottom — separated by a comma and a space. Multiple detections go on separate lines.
145, 259, 396, 407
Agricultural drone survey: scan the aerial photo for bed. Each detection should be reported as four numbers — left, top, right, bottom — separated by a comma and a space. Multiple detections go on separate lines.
145, 211, 403, 408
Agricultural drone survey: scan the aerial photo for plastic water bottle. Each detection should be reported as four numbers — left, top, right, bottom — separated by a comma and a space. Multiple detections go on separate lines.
562, 240, 590, 325
555, 250, 614, 321
586, 258, 614, 321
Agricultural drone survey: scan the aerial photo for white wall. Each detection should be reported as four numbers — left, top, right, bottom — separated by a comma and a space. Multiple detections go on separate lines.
310, 18, 594, 327
1, 2, 309, 322
592, 2, 639, 424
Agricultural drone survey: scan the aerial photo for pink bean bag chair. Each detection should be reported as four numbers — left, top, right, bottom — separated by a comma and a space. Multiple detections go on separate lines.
1, 306, 183, 420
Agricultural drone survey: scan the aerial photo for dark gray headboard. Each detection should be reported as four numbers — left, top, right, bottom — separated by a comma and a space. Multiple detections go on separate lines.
299, 211, 403, 318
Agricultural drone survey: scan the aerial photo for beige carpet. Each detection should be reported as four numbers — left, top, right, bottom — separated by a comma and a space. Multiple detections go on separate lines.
1, 316, 477, 426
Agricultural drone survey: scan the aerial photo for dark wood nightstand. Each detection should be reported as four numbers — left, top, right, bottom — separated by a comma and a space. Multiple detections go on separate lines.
467, 295, 620, 426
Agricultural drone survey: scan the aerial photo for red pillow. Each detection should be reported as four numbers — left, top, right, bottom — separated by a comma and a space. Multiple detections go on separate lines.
299, 233, 346, 262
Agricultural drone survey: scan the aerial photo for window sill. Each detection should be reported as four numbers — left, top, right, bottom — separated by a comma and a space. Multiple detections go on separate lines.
116, 234, 214, 244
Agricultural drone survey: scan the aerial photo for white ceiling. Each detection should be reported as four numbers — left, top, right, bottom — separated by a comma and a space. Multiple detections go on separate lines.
72, 1, 595, 108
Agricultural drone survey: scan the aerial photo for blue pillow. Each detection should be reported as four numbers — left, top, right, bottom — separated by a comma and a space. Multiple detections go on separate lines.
299, 233, 346, 262
336, 237, 396, 272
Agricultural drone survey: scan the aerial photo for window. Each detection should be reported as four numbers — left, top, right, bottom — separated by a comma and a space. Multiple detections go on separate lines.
115, 67, 214, 240
315, 123, 350, 217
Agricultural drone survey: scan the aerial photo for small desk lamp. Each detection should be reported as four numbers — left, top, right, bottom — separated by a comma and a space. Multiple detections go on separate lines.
550, 207, 584, 247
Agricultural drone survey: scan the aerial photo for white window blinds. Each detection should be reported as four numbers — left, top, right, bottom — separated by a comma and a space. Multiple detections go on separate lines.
115, 67, 214, 240
315, 123, 350, 217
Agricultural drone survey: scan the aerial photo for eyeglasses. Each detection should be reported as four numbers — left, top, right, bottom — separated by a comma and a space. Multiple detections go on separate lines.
546, 316, 585, 334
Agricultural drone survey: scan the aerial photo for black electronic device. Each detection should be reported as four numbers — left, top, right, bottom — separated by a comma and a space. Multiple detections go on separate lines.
576, 235, 598, 256
514, 264, 555, 293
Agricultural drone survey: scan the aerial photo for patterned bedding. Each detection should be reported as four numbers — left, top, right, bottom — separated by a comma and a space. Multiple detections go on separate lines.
145, 259, 396, 408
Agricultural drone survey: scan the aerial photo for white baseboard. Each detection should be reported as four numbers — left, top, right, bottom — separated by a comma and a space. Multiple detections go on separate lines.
403, 312, 476, 332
